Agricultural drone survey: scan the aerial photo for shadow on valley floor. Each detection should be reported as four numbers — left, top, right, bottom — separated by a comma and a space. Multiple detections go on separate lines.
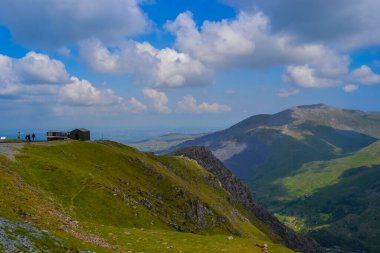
273, 165, 380, 252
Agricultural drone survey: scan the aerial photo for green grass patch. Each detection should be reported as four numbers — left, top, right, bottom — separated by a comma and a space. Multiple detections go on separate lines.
0, 141, 294, 252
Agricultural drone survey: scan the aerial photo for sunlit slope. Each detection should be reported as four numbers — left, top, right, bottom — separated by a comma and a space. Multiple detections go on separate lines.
0, 141, 294, 252
171, 105, 378, 206
275, 141, 380, 252
130, 133, 205, 152
168, 104, 380, 252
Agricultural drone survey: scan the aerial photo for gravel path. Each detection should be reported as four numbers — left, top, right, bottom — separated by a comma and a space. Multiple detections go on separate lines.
0, 143, 24, 161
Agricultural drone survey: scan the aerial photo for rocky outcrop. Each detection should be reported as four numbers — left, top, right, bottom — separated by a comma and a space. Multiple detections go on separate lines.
170, 146, 325, 253
0, 216, 63, 252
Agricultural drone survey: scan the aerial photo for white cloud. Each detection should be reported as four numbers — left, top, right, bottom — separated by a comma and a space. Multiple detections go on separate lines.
0, 52, 147, 115
343, 84, 359, 93
59, 77, 124, 106
0, 52, 70, 100
166, 11, 349, 71
143, 88, 171, 113
223, 0, 380, 49
166, 11, 255, 68
0, 0, 150, 48
166, 11, 350, 90
80, 39, 212, 88
277, 88, 300, 97
176, 94, 231, 114
56, 77, 147, 115
351, 65, 380, 85
58, 47, 71, 57
284, 65, 342, 88
0, 52, 69, 86
127, 97, 147, 113
14, 52, 70, 84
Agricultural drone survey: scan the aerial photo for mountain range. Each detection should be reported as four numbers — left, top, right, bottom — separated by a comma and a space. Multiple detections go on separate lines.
169, 104, 380, 252
0, 140, 321, 252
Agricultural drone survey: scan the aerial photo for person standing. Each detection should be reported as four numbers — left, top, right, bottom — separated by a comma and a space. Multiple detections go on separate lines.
32, 133, 35, 142
17, 132, 21, 139
26, 134, 31, 144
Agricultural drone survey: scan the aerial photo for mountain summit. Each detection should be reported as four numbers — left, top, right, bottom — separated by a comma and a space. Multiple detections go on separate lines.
170, 104, 379, 179
169, 104, 380, 252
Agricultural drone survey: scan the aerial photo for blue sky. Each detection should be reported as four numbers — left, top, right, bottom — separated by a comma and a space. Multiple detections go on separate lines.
0, 0, 380, 133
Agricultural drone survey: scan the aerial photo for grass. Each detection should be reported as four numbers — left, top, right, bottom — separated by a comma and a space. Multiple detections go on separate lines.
0, 140, 294, 252
270, 141, 380, 252
275, 141, 380, 201
130, 133, 205, 152
168, 105, 380, 252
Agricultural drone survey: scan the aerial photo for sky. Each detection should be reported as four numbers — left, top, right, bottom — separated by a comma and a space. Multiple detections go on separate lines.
1, 0, 380, 133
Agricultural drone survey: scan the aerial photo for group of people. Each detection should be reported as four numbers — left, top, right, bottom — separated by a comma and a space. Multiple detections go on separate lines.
17, 132, 36, 144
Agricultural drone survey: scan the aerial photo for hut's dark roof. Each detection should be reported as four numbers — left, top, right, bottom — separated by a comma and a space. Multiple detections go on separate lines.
71, 128, 90, 132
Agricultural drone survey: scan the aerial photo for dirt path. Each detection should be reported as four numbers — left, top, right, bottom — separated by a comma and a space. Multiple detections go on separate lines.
0, 143, 24, 161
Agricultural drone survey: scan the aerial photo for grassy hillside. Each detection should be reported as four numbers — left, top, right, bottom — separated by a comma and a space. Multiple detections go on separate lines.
274, 141, 380, 252
292, 105, 380, 138
245, 123, 377, 207
0, 140, 293, 252
170, 104, 380, 252
130, 133, 205, 152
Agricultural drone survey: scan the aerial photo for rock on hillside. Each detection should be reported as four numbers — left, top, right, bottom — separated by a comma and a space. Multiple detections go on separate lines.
0, 140, 298, 252
170, 146, 324, 253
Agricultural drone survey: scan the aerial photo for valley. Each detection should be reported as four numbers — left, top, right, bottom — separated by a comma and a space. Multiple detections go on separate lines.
169, 104, 380, 252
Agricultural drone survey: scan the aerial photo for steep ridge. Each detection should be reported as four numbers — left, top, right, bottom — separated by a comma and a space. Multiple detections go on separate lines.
166, 104, 380, 252
0, 140, 295, 252
171, 146, 324, 253
168, 104, 379, 204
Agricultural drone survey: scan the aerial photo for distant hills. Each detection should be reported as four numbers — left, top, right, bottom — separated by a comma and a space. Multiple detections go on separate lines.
0, 140, 316, 252
129, 132, 205, 152
169, 104, 380, 252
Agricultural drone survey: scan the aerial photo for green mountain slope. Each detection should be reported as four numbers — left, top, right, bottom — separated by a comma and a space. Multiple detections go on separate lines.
169, 104, 380, 252
274, 141, 380, 252
129, 133, 205, 152
0, 140, 296, 252
170, 146, 322, 253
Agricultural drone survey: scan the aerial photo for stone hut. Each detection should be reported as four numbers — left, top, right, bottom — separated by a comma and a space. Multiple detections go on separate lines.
69, 128, 90, 141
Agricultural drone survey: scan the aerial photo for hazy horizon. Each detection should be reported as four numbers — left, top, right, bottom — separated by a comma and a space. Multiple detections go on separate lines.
1, 0, 379, 131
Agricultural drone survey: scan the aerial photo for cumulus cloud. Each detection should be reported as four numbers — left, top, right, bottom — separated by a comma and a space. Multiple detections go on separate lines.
143, 88, 171, 113
351, 65, 380, 85
78, 9, 351, 91
0, 0, 150, 48
284, 65, 342, 88
59, 77, 124, 106
166, 11, 256, 68
165, 11, 350, 89
56, 77, 147, 114
176, 94, 231, 113
0, 52, 70, 100
277, 88, 300, 97
166, 11, 349, 72
0, 52, 69, 85
0, 52, 147, 115
223, 0, 380, 49
80, 39, 212, 87
127, 97, 147, 113
343, 84, 359, 93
